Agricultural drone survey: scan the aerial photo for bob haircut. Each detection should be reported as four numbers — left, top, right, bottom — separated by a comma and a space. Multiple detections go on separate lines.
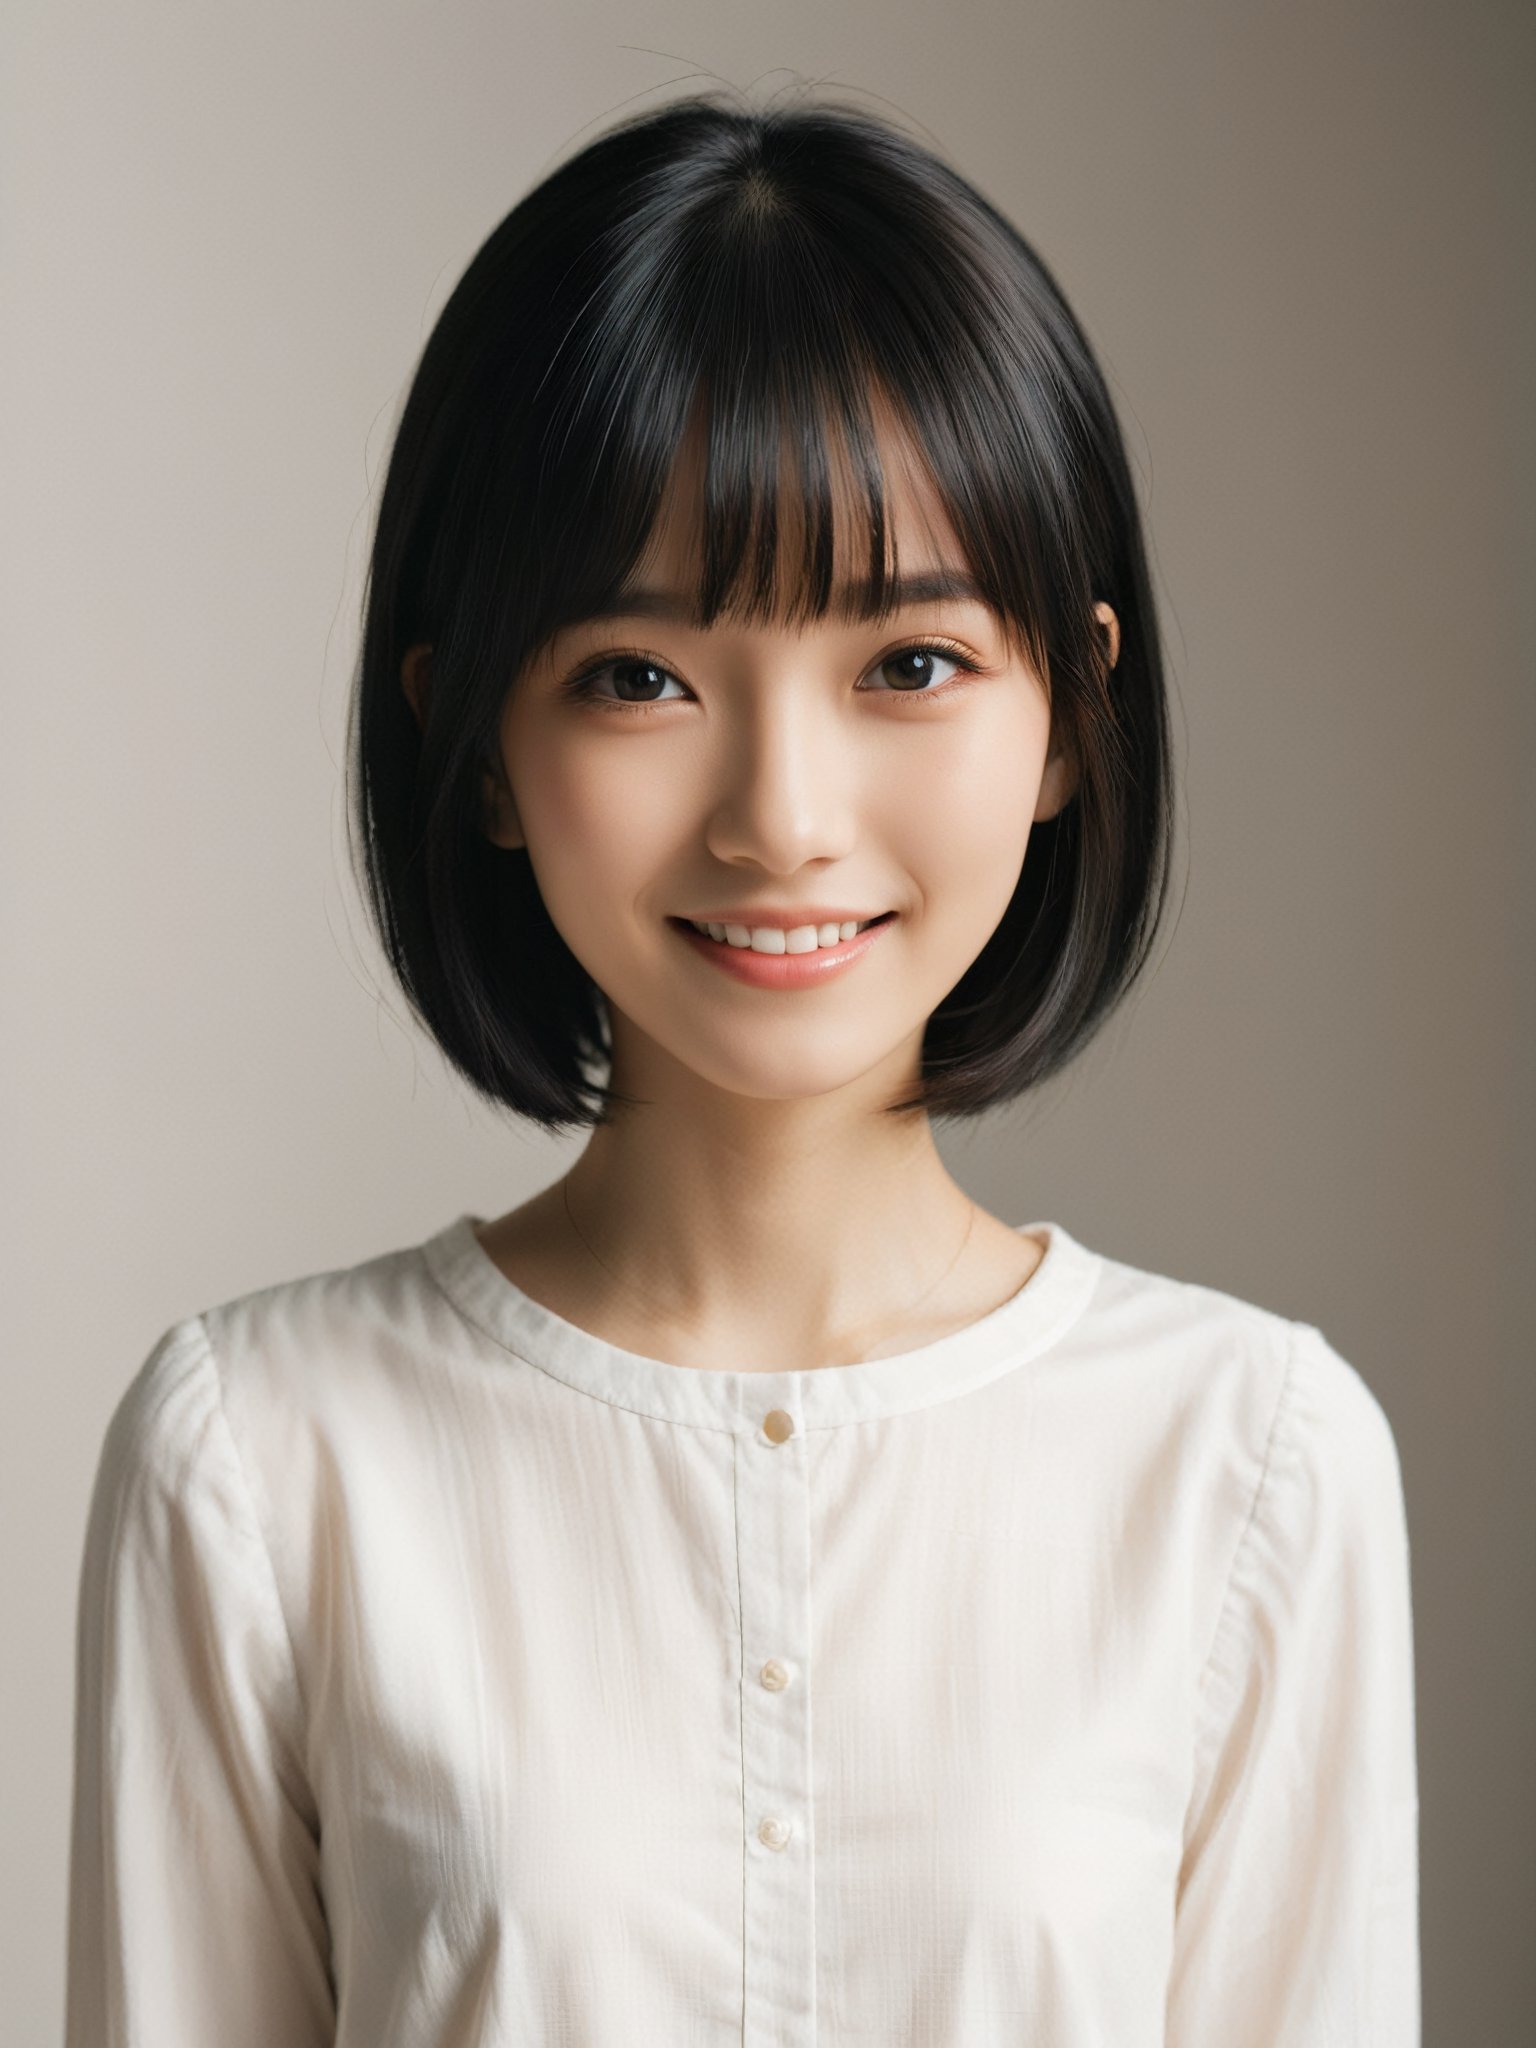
349, 92, 1175, 1131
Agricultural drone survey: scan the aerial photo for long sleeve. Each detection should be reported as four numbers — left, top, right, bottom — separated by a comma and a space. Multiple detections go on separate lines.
66, 1317, 335, 2047
1165, 1322, 1421, 2045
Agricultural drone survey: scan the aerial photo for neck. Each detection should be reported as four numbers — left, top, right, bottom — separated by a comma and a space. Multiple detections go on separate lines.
549, 1032, 986, 1366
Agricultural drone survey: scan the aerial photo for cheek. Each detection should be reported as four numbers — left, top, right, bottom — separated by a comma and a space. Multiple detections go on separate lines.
506, 731, 681, 922
879, 703, 1046, 887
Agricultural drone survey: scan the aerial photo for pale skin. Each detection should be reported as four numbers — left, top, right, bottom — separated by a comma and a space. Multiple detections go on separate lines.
402, 407, 1120, 1372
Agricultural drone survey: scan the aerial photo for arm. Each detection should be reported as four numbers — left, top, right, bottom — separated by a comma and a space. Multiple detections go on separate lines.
66, 1317, 336, 2046
1165, 1323, 1421, 2045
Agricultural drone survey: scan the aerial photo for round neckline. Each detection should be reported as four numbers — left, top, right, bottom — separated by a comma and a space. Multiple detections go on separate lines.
421, 1212, 1101, 1433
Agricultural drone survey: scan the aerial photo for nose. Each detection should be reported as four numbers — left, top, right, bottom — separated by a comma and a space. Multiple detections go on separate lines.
701, 687, 860, 877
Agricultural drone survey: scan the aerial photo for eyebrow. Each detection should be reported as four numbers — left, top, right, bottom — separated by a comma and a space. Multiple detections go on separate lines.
564, 569, 990, 630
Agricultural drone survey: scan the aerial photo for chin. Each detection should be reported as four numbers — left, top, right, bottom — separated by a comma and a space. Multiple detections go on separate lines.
667, 1019, 921, 1105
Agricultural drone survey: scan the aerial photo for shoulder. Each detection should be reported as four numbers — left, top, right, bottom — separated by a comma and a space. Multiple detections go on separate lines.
1065, 1243, 1413, 1755
1092, 1248, 1411, 1642
1075, 1238, 1402, 1479
1242, 1320, 1410, 1598
1057, 1238, 1410, 1653
197, 1230, 440, 1382
92, 1315, 226, 1519
95, 1226, 464, 1536
157, 1222, 493, 1444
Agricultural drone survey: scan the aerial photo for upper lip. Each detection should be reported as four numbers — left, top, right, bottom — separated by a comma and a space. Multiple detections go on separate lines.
675, 907, 891, 929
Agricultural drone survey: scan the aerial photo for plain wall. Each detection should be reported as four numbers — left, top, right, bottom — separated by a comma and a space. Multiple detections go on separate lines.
3, 0, 1531, 2039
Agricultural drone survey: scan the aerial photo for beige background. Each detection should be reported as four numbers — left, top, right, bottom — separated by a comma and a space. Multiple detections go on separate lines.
4, 0, 1532, 2039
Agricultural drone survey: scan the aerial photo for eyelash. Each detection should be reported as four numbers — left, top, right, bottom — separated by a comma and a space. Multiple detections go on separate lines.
559, 640, 985, 718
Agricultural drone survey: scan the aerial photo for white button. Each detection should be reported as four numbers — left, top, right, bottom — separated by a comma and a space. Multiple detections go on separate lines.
760, 1659, 791, 1690
763, 1408, 796, 1443
758, 1814, 793, 1850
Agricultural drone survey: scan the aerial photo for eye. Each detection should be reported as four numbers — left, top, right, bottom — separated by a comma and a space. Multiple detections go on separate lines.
859, 643, 979, 697
563, 655, 690, 712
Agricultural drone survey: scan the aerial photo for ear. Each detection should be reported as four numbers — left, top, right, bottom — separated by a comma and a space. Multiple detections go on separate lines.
1092, 599, 1121, 671
1033, 732, 1079, 822
401, 642, 433, 729
1032, 603, 1118, 823
401, 642, 525, 849
480, 746, 524, 850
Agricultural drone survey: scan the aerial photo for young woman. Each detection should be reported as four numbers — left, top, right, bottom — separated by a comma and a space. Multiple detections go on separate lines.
66, 93, 1420, 2046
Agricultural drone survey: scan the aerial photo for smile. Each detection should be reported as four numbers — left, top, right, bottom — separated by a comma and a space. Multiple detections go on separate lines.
682, 914, 891, 954
668, 912, 897, 989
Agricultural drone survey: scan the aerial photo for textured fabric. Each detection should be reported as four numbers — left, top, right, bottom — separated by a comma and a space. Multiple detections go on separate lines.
66, 1214, 1420, 2045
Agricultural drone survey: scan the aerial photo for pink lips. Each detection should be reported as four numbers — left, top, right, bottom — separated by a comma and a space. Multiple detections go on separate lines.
671, 914, 894, 989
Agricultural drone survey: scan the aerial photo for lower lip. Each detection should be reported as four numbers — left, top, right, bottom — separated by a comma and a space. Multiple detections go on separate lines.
670, 916, 895, 988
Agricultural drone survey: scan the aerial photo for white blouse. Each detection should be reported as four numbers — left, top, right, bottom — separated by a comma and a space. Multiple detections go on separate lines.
66, 1214, 1420, 2046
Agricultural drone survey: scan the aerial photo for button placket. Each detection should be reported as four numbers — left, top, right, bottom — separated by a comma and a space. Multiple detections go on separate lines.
736, 1390, 815, 2043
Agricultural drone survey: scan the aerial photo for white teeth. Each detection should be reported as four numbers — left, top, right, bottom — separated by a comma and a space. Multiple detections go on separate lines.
688, 917, 875, 952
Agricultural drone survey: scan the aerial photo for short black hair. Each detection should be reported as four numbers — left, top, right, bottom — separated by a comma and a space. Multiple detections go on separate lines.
348, 92, 1175, 1131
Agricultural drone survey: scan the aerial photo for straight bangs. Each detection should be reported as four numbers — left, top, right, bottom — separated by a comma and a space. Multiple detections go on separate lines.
516, 172, 1077, 682
352, 96, 1172, 1130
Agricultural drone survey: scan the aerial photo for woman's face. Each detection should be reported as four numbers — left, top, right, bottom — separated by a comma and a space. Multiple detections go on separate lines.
481, 422, 1089, 1110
